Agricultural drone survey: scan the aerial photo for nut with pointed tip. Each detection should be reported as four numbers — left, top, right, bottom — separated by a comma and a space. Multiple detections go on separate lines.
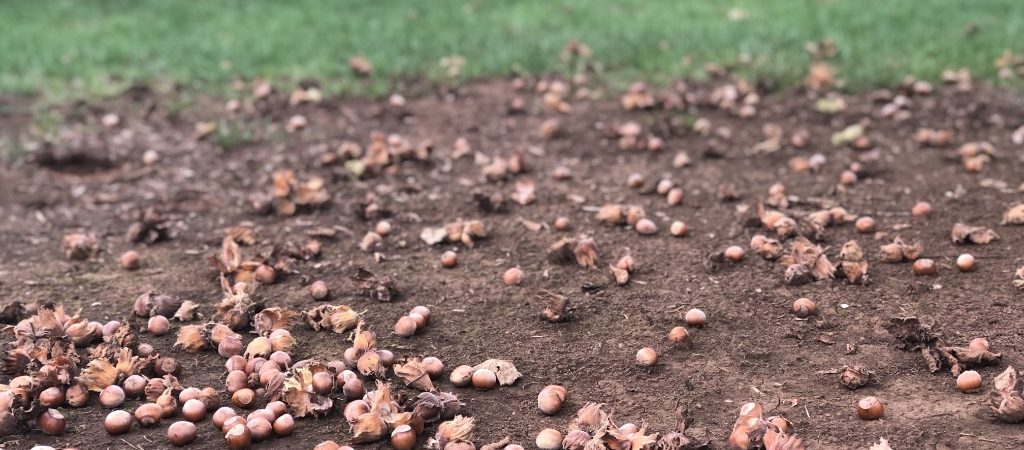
911, 201, 931, 217
39, 387, 65, 408
344, 400, 370, 421
212, 407, 237, 429
247, 417, 273, 442
422, 357, 444, 378
956, 253, 975, 272
273, 413, 295, 436
254, 264, 276, 284
231, 389, 256, 409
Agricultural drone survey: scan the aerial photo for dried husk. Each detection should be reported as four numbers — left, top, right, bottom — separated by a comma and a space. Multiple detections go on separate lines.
393, 357, 435, 391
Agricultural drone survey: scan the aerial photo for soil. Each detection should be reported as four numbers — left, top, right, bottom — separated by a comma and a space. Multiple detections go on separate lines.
2, 77, 1024, 450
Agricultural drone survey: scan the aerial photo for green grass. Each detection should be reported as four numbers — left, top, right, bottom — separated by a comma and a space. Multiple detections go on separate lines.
1, 0, 1023, 98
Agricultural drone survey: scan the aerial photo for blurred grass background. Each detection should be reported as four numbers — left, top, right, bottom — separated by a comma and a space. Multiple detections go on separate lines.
1, 0, 1023, 97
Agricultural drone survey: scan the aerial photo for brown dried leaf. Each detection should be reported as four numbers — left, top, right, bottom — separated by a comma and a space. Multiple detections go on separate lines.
393, 357, 435, 391
172, 301, 199, 321
951, 223, 1000, 245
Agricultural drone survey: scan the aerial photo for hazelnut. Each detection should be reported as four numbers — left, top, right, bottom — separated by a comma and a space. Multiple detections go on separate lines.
724, 246, 745, 262
855, 396, 884, 420
231, 388, 256, 409
471, 369, 498, 390
667, 188, 684, 206
503, 267, 524, 286
119, 250, 141, 270
391, 424, 416, 450
668, 326, 689, 343
99, 385, 126, 408
912, 258, 937, 276
537, 385, 567, 415
168, 420, 197, 446
394, 316, 418, 338
636, 347, 657, 367
182, 399, 206, 422
911, 201, 931, 217
669, 221, 687, 237
956, 253, 975, 272
37, 408, 66, 435
553, 216, 572, 231
104, 410, 133, 435
792, 298, 816, 318
441, 251, 458, 268
957, 370, 982, 393
148, 315, 171, 336
254, 264, 276, 284
225, 423, 252, 450
684, 308, 707, 327
309, 280, 330, 300
39, 387, 65, 408
450, 365, 475, 387
536, 428, 563, 450
273, 413, 295, 437
635, 219, 658, 235
854, 216, 876, 233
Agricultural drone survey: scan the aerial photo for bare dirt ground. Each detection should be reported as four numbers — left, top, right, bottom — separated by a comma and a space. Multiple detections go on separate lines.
2, 76, 1024, 450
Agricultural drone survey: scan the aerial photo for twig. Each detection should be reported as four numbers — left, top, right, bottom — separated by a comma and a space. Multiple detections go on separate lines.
121, 439, 144, 450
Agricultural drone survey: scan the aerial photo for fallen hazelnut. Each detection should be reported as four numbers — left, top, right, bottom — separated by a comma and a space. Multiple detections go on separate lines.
422, 357, 444, 378
148, 315, 170, 336
212, 407, 237, 429
273, 413, 295, 436
168, 420, 197, 446
627, 173, 644, 188
231, 388, 256, 409
247, 417, 273, 442
685, 308, 707, 327
471, 369, 498, 390
391, 424, 416, 450
724, 246, 745, 262
969, 337, 990, 352
375, 220, 392, 236
553, 217, 572, 231
182, 399, 206, 422
37, 408, 66, 435
854, 216, 876, 233
254, 264, 276, 284
119, 250, 141, 270
134, 403, 163, 427
100, 385, 126, 408
312, 371, 334, 395
537, 385, 567, 415
441, 251, 458, 268
667, 188, 684, 206
956, 253, 975, 272
266, 401, 287, 418
225, 423, 252, 450
956, 370, 982, 393
668, 326, 689, 343
342, 378, 365, 400
536, 428, 563, 450
855, 396, 884, 420
394, 316, 418, 338
344, 400, 370, 421
39, 386, 65, 408
408, 312, 428, 329
839, 170, 858, 185
450, 365, 475, 387
104, 410, 133, 435
410, 306, 431, 324
912, 258, 937, 276
792, 298, 816, 318
66, 383, 88, 407
669, 221, 687, 237
911, 201, 932, 217
123, 374, 148, 398
635, 219, 658, 235
309, 280, 330, 300
636, 347, 658, 367
503, 267, 524, 286
656, 179, 674, 195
